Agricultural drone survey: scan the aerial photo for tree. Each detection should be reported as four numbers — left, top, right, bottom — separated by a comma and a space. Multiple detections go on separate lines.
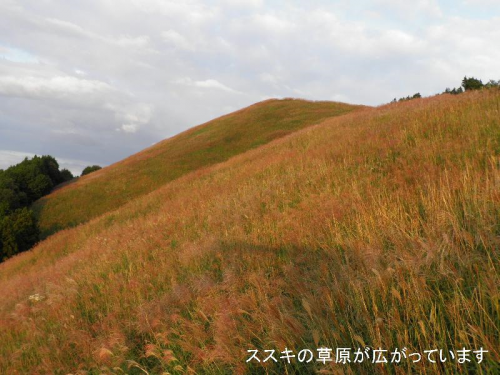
40, 155, 64, 185
0, 208, 39, 261
396, 93, 422, 102
462, 76, 483, 91
485, 79, 500, 89
81, 165, 102, 176
7, 157, 54, 202
0, 155, 73, 262
28, 174, 54, 200
0, 174, 24, 216
60, 169, 74, 182
444, 87, 463, 95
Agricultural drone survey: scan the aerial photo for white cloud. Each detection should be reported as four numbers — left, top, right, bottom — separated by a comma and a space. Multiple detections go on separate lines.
194, 79, 240, 93
374, 0, 442, 18
45, 17, 153, 51
0, 0, 499, 170
0, 75, 113, 100
45, 18, 90, 38
176, 77, 241, 93
0, 150, 36, 170
129, 0, 217, 24
108, 35, 151, 48
463, 0, 499, 5
250, 13, 295, 33
0, 69, 154, 137
162, 30, 195, 51
107, 102, 153, 133
220, 0, 263, 8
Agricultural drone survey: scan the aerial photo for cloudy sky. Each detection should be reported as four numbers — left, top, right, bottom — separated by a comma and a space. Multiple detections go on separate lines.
1, 0, 499, 174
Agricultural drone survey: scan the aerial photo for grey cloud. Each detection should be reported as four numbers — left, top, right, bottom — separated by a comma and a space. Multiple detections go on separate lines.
0, 0, 499, 172
0, 75, 113, 100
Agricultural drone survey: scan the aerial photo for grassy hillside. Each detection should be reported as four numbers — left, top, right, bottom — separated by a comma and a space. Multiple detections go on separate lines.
33, 99, 360, 238
1, 90, 499, 374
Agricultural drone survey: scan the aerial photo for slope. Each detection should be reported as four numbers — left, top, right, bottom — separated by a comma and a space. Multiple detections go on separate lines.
0, 90, 499, 374
33, 99, 361, 238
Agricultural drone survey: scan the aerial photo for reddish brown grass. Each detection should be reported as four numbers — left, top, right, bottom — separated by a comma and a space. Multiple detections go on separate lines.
0, 90, 499, 374
33, 99, 360, 239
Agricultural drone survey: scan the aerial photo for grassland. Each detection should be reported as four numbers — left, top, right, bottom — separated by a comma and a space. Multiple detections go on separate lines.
0, 90, 499, 374
33, 99, 360, 238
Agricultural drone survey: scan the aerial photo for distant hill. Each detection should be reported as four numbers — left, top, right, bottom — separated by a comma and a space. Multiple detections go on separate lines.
0, 90, 499, 374
33, 99, 361, 238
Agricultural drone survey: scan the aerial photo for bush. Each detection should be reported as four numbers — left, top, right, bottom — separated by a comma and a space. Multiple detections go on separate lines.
0, 208, 39, 261
444, 87, 464, 95
443, 76, 500, 96
0, 155, 72, 262
0, 174, 24, 216
392, 93, 422, 103
485, 79, 500, 89
81, 165, 102, 176
27, 174, 54, 200
40, 155, 63, 185
60, 169, 75, 182
462, 76, 483, 91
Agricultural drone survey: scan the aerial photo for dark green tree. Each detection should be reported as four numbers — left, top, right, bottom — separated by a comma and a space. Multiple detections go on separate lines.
40, 155, 64, 185
0, 155, 74, 262
81, 165, 102, 176
444, 87, 463, 95
462, 76, 483, 91
60, 169, 74, 182
397, 93, 422, 102
0, 208, 39, 261
27, 174, 53, 199
0, 174, 24, 216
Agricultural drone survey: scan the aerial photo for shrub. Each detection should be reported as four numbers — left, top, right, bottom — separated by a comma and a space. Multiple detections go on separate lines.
27, 174, 54, 200
485, 79, 500, 88
392, 93, 422, 103
60, 169, 75, 182
0, 174, 24, 216
0, 155, 72, 261
0, 208, 39, 261
81, 165, 102, 176
462, 76, 484, 91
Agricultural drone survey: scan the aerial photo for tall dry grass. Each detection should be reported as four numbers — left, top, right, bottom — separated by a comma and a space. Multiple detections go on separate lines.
33, 99, 360, 239
0, 90, 499, 374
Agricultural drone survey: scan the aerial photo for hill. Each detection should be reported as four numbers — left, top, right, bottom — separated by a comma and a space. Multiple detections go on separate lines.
33, 99, 361, 238
0, 90, 499, 373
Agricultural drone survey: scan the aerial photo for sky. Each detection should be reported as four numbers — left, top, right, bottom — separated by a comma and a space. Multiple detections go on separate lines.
1, 0, 499, 175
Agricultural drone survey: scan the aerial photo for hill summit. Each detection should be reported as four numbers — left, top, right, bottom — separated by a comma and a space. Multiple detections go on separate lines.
33, 99, 361, 238
0, 91, 499, 373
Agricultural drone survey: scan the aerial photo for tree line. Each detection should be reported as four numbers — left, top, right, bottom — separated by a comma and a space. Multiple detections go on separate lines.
0, 156, 101, 261
392, 76, 500, 103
